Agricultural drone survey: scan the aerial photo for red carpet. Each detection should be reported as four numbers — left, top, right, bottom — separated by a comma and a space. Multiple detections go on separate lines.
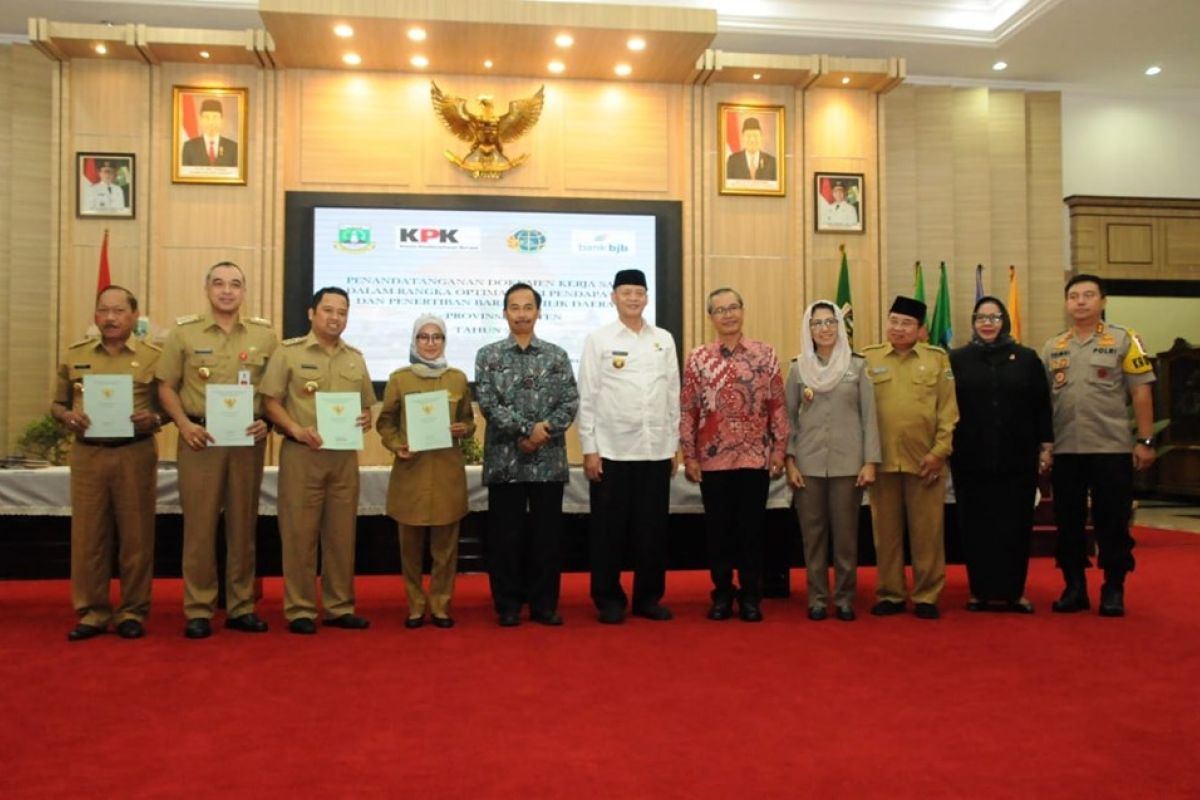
1, 527, 1198, 799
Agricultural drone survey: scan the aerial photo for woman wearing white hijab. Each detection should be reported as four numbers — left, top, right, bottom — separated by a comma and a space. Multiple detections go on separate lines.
784, 301, 881, 621
376, 315, 476, 628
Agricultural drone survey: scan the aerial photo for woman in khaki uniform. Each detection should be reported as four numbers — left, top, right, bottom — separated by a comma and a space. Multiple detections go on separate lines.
377, 315, 476, 628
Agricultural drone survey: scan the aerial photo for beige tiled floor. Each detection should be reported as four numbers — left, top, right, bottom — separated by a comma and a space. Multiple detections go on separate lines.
1134, 501, 1200, 533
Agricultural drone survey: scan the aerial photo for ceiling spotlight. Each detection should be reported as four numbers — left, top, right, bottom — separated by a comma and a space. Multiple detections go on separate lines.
199, 50, 210, 59
411, 55, 429, 68
483, 59, 494, 69
342, 53, 361, 66
334, 24, 353, 38
752, 73, 762, 81
548, 60, 565, 74
94, 43, 108, 55
627, 37, 646, 51
1145, 65, 1162, 76
407, 27, 426, 42
555, 33, 574, 48
992, 61, 1008, 71
615, 63, 632, 77
841, 76, 851, 85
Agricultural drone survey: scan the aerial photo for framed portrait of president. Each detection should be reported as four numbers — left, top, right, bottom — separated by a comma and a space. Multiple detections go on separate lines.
718, 103, 785, 197
172, 86, 248, 185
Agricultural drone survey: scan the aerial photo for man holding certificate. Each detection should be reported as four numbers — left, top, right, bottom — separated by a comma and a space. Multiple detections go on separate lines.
376, 315, 476, 629
157, 261, 277, 639
260, 287, 376, 635
52, 286, 165, 641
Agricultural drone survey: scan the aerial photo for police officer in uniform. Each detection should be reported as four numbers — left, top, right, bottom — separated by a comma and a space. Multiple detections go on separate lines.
1040, 273, 1156, 617
156, 261, 277, 639
862, 296, 959, 619
260, 286, 376, 634
53, 286, 164, 641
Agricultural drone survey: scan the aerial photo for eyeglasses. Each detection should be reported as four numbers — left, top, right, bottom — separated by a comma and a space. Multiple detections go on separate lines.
809, 318, 840, 329
416, 333, 445, 343
710, 303, 743, 316
972, 314, 1004, 324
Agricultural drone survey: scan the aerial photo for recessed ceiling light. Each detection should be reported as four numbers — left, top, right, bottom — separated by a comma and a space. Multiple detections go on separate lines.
411, 55, 429, 68
408, 27, 426, 42
548, 60, 565, 74
199, 50, 210, 59
483, 59, 494, 69
615, 63, 632, 77
752, 73, 762, 81
334, 24, 353, 38
627, 37, 646, 51
841, 76, 850, 85
342, 53, 361, 66
992, 61, 1008, 71
1145, 65, 1162, 76
555, 33, 574, 48
94, 43, 108, 55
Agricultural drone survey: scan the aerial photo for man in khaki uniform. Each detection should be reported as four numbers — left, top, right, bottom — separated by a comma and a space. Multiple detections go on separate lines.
157, 261, 277, 639
53, 286, 165, 641
260, 286, 376, 635
862, 296, 959, 619
1041, 273, 1156, 617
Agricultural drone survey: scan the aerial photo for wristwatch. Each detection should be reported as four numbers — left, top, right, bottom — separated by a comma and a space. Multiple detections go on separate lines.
1136, 437, 1154, 447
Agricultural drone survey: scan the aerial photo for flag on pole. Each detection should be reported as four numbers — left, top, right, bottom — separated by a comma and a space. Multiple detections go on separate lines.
914, 261, 926, 303
1008, 265, 1023, 343
928, 261, 953, 348
835, 244, 854, 346
975, 264, 985, 303
97, 229, 112, 294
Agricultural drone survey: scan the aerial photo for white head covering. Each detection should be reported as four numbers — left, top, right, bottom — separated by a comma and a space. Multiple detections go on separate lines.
409, 314, 448, 377
797, 300, 851, 393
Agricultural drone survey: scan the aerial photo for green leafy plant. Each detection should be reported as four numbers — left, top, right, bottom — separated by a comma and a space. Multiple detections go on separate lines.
460, 434, 483, 465
16, 414, 72, 465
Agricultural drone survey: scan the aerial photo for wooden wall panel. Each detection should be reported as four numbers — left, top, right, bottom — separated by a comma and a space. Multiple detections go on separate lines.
914, 86, 955, 298
1025, 92, 1065, 348
563, 84, 671, 192
951, 87, 991, 339
0, 46, 11, 450
1165, 219, 1200, 271
881, 85, 917, 325
986, 90, 1028, 338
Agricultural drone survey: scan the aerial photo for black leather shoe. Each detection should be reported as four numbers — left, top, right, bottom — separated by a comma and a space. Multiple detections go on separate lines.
870, 600, 906, 616
1098, 584, 1125, 617
288, 618, 317, 635
67, 623, 105, 642
835, 606, 856, 622
807, 606, 827, 621
1008, 599, 1035, 614
115, 619, 144, 639
707, 600, 733, 621
966, 598, 986, 612
633, 604, 673, 621
1052, 583, 1090, 613
323, 614, 370, 629
184, 618, 212, 639
914, 603, 940, 619
225, 613, 268, 633
531, 611, 564, 626
405, 616, 425, 629
738, 601, 764, 622
597, 607, 626, 625
498, 612, 521, 627
430, 615, 455, 629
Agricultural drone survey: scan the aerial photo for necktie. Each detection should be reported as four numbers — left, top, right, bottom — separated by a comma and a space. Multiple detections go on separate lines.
207, 141, 216, 164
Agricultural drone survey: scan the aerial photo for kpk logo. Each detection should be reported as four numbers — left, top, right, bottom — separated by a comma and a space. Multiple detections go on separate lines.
335, 226, 375, 253
571, 230, 636, 256
394, 226, 481, 249
507, 229, 547, 253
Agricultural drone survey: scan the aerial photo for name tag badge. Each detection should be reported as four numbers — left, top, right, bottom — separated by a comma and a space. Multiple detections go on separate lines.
238, 369, 251, 386
193, 348, 214, 355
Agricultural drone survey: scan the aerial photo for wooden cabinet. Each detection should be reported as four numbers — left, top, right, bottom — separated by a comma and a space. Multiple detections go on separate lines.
1066, 196, 1200, 280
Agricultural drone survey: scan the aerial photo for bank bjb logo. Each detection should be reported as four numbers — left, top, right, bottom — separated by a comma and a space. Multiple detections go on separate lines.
394, 226, 482, 250
335, 226, 375, 253
507, 229, 547, 253
571, 230, 636, 256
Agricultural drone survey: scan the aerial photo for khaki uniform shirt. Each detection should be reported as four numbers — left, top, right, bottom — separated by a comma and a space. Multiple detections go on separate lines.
861, 342, 959, 474
1040, 322, 1155, 454
155, 313, 278, 418
258, 332, 375, 429
56, 337, 162, 431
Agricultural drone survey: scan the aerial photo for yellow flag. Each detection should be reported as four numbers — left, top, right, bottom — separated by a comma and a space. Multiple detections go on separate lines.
1008, 265, 1023, 342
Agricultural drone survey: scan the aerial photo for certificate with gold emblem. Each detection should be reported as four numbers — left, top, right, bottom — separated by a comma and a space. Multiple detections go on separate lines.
404, 390, 452, 452
82, 374, 134, 438
205, 384, 254, 446
316, 391, 364, 450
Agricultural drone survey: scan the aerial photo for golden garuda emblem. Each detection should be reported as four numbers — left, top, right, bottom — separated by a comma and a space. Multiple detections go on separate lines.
431, 82, 545, 179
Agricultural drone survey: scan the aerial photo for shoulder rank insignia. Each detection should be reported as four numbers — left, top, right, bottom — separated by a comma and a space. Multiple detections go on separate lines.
175, 314, 201, 326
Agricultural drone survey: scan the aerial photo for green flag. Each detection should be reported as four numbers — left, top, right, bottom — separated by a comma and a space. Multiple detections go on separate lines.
914, 261, 926, 303
836, 246, 854, 346
928, 261, 954, 348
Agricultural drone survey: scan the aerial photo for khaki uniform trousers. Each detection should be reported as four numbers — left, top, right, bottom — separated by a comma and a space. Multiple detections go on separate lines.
399, 522, 460, 618
868, 471, 946, 604
69, 438, 158, 627
278, 439, 360, 621
795, 475, 863, 610
177, 435, 266, 619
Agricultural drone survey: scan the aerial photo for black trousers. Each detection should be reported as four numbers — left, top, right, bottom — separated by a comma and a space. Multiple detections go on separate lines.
1052, 453, 1135, 577
953, 468, 1037, 602
486, 482, 565, 616
588, 458, 672, 612
699, 468, 769, 604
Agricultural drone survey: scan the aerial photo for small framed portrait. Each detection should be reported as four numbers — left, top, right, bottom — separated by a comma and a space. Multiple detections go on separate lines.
172, 86, 248, 185
815, 173, 864, 233
718, 103, 785, 197
77, 153, 134, 218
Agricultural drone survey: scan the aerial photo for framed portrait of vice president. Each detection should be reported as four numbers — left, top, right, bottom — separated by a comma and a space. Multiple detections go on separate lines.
172, 86, 248, 185
718, 103, 785, 197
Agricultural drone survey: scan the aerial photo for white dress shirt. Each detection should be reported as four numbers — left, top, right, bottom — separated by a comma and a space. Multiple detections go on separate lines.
576, 318, 680, 461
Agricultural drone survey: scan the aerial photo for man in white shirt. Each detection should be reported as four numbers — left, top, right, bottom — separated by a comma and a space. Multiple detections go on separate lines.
819, 181, 859, 227
84, 162, 128, 213
576, 269, 681, 624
